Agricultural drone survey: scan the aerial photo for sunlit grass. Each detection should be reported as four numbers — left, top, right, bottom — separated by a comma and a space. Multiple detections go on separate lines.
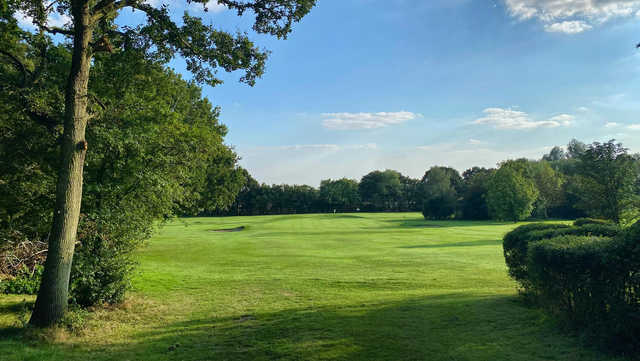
0, 213, 624, 360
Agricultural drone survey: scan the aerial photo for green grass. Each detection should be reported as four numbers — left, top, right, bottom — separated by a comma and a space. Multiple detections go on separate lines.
0, 213, 627, 360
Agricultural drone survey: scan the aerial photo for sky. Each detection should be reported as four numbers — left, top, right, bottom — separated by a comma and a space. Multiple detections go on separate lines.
17, 0, 640, 186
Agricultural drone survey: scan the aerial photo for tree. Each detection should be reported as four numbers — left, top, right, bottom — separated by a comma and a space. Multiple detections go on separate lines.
398, 175, 421, 212
420, 166, 462, 220
1, 32, 245, 307
319, 178, 360, 212
574, 140, 640, 224
487, 165, 538, 222
542, 146, 566, 162
359, 170, 402, 211
460, 167, 494, 220
528, 161, 564, 218
4, 0, 315, 326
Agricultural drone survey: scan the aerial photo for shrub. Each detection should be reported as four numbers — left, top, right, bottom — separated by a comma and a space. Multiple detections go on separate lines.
69, 217, 143, 308
527, 236, 613, 316
520, 222, 640, 354
525, 223, 621, 243
503, 223, 621, 293
503, 223, 571, 289
0, 264, 43, 295
573, 218, 612, 227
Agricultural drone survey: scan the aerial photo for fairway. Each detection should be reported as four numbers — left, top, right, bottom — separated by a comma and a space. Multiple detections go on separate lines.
0, 214, 624, 360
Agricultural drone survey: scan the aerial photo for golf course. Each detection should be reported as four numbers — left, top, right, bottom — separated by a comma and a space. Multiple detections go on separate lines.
0, 213, 625, 360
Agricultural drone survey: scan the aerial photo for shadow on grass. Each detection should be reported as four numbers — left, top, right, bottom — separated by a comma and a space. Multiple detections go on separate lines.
385, 218, 511, 229
398, 239, 502, 249
0, 294, 622, 361
0, 294, 617, 361
121, 294, 618, 361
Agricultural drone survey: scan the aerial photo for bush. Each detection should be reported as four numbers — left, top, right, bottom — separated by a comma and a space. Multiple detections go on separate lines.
503, 223, 621, 293
526, 234, 639, 353
525, 223, 621, 243
0, 264, 43, 295
503, 223, 571, 289
573, 218, 612, 227
69, 217, 143, 308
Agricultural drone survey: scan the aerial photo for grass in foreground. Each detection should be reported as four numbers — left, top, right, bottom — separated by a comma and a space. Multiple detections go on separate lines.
0, 213, 627, 360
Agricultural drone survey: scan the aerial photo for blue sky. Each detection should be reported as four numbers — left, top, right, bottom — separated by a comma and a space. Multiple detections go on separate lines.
19, 0, 640, 186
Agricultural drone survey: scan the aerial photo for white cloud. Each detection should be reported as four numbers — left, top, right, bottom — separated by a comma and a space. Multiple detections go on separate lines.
605, 122, 620, 128
504, 0, 640, 33
321, 111, 419, 130
544, 20, 592, 33
468, 138, 489, 145
186, 0, 227, 13
15, 9, 71, 31
628, 124, 640, 130
474, 108, 573, 130
577, 106, 590, 112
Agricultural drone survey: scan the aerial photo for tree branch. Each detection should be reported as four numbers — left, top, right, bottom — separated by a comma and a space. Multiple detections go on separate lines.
91, 0, 140, 23
41, 25, 75, 36
0, 50, 32, 86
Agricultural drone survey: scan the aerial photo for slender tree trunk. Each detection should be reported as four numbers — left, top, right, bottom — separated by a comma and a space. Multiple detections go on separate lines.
30, 2, 93, 327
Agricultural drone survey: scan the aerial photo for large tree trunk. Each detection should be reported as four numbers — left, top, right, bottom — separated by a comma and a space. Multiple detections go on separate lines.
30, 2, 93, 327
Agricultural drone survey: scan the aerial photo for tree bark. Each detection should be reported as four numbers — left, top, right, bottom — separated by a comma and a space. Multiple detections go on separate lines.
30, 1, 93, 327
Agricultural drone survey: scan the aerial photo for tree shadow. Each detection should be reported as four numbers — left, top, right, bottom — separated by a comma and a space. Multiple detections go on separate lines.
385, 218, 511, 229
0, 294, 617, 360
398, 239, 503, 249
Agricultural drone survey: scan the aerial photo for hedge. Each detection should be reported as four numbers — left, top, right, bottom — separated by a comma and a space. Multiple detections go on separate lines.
526, 233, 639, 353
573, 218, 613, 227
503, 223, 571, 290
503, 223, 621, 292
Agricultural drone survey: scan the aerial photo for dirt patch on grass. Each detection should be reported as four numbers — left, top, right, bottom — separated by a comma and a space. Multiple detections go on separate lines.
210, 226, 245, 233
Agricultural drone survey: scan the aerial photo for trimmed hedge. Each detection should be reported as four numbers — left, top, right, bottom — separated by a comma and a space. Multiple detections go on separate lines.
525, 223, 620, 242
527, 234, 639, 352
573, 218, 612, 227
503, 223, 621, 292
503, 221, 640, 353
503, 223, 572, 289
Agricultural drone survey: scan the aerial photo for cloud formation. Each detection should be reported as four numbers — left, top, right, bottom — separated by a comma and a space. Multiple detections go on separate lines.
544, 20, 593, 33
504, 0, 640, 33
474, 108, 573, 130
321, 111, 419, 130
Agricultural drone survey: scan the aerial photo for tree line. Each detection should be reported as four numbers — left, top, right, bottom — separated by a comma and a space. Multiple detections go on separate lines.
208, 139, 640, 225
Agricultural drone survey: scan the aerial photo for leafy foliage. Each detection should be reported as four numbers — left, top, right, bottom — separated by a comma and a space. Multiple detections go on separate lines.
487, 165, 538, 221
421, 167, 462, 220
359, 170, 402, 211
572, 140, 640, 224
526, 233, 639, 353
502, 223, 571, 290
0, 264, 43, 295
1, 35, 244, 305
460, 167, 494, 220
573, 218, 612, 227
319, 178, 360, 212
503, 221, 638, 353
